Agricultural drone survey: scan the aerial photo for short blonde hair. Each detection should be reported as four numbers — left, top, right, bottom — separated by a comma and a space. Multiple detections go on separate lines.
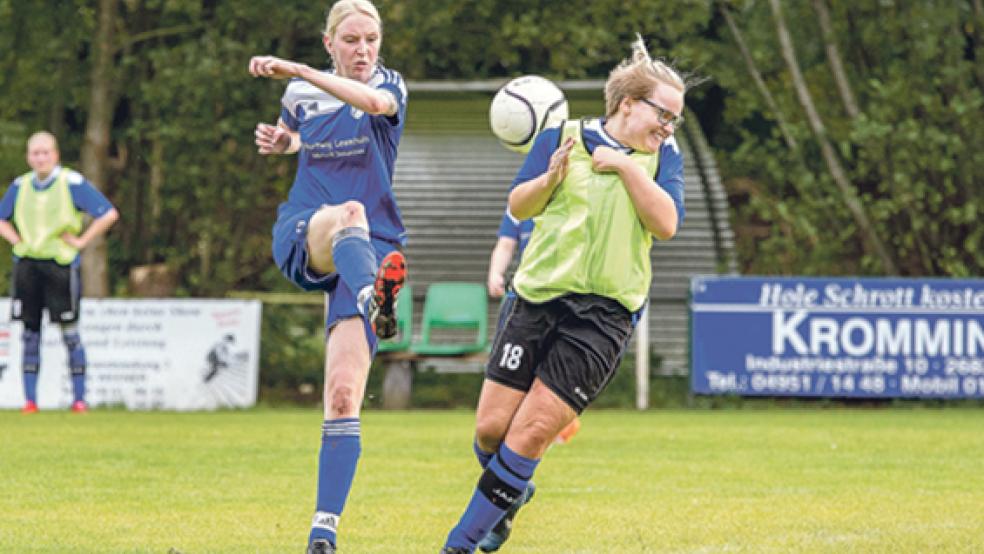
27, 131, 58, 152
605, 35, 686, 117
323, 0, 381, 38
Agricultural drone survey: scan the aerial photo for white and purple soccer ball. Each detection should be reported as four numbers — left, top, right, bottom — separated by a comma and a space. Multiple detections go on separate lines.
489, 75, 569, 154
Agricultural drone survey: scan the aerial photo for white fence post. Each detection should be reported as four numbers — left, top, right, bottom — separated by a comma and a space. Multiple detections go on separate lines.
635, 304, 649, 410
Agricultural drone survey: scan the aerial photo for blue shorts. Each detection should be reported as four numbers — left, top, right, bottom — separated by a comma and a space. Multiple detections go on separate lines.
272, 206, 398, 351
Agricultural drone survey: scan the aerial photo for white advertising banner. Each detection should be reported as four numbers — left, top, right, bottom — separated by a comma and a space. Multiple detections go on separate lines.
0, 298, 261, 411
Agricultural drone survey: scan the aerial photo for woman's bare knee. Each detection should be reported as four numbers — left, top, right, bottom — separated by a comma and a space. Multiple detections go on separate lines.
473, 380, 525, 452
510, 417, 556, 451
475, 417, 508, 452
310, 201, 366, 238
306, 202, 369, 274
307, 207, 338, 262
338, 200, 367, 229
327, 383, 357, 418
504, 382, 577, 458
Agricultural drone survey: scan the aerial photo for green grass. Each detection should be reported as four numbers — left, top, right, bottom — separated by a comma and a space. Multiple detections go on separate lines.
2, 408, 983, 553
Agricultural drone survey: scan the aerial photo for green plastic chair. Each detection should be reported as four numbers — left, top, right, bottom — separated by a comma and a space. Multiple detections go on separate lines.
411, 282, 488, 356
377, 284, 413, 353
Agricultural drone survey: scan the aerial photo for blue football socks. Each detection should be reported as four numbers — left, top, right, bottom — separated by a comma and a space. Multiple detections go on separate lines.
63, 326, 87, 402
70, 374, 86, 403
444, 443, 540, 550
309, 418, 362, 547
22, 328, 41, 403
331, 227, 377, 314
23, 372, 39, 404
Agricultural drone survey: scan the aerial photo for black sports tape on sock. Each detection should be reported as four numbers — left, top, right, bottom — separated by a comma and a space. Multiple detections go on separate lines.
477, 468, 523, 510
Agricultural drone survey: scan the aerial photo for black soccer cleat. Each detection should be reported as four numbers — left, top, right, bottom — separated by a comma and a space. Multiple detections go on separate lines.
370, 250, 407, 340
440, 548, 471, 554
478, 482, 536, 552
307, 538, 335, 554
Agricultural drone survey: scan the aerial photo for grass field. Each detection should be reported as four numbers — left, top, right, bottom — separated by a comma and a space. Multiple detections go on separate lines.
2, 408, 983, 553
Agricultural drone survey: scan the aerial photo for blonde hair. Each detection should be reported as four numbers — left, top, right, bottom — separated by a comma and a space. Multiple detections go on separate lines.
27, 131, 58, 152
323, 0, 381, 38
604, 34, 687, 117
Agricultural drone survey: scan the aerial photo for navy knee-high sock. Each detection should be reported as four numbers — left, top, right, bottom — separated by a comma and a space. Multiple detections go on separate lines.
309, 418, 361, 547
331, 227, 377, 313
444, 443, 540, 550
63, 326, 87, 403
22, 329, 41, 403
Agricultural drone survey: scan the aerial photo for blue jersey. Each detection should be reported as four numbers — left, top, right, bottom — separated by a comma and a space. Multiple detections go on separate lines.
497, 209, 535, 256
511, 118, 686, 230
278, 65, 408, 246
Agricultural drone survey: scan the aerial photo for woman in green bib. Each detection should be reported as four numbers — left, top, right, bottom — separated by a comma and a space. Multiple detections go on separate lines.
0, 131, 119, 414
442, 37, 690, 553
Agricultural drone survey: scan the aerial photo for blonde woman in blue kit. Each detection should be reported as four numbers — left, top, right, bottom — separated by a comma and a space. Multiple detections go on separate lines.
249, 1, 408, 551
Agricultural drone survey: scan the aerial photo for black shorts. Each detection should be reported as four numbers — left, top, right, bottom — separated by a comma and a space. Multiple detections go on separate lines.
486, 293, 634, 414
10, 258, 81, 331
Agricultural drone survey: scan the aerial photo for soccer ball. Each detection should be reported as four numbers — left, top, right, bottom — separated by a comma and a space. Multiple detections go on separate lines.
489, 75, 569, 154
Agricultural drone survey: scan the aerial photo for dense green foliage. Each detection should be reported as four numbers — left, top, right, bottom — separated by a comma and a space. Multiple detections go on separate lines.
2, 0, 978, 294
706, 1, 984, 275
3, 408, 983, 552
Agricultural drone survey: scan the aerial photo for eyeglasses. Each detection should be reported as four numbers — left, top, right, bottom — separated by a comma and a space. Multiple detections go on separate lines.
638, 97, 684, 127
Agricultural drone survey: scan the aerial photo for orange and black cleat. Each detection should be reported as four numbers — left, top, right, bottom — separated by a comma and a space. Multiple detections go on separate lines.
370, 251, 407, 340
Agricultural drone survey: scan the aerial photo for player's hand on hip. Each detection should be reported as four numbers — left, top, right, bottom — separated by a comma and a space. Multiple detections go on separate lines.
60, 232, 84, 249
255, 123, 290, 155
248, 56, 302, 79
545, 136, 576, 189
591, 145, 630, 173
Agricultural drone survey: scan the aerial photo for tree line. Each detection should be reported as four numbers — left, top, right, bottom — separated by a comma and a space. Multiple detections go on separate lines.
0, 0, 980, 298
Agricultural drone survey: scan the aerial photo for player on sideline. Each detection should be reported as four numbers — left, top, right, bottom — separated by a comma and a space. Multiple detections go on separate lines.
0, 131, 119, 414
441, 35, 689, 553
248, 1, 407, 552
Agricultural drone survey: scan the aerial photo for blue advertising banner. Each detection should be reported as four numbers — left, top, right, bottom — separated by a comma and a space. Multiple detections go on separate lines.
690, 276, 984, 398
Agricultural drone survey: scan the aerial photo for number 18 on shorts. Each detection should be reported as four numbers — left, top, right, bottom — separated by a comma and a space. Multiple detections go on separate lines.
484, 294, 634, 413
